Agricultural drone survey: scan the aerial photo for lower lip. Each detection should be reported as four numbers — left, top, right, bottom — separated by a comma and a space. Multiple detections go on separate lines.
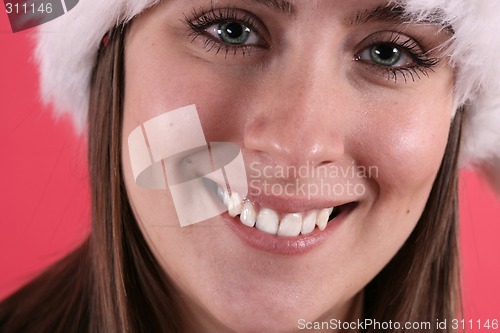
222, 205, 355, 255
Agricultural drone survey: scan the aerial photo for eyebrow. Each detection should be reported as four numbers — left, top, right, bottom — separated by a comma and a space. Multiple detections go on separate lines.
349, 5, 409, 26
348, 4, 449, 28
240, 2, 409, 21
241, 0, 294, 15
239, 1, 450, 29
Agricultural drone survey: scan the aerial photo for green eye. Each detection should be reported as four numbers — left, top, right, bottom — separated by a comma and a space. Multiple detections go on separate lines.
355, 32, 440, 83
218, 21, 251, 44
369, 44, 402, 66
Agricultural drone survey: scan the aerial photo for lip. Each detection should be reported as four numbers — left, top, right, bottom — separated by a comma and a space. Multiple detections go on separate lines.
203, 176, 358, 213
246, 191, 357, 213
222, 202, 357, 255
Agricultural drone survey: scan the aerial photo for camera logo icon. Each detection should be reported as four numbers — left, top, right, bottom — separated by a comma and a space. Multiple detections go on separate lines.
128, 105, 248, 227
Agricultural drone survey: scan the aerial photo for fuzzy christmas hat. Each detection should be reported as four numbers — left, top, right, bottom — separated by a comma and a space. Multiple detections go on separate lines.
34, 0, 500, 190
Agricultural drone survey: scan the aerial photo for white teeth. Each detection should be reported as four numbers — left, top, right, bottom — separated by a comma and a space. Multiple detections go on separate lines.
228, 192, 243, 217
217, 186, 341, 237
316, 208, 330, 231
256, 208, 280, 235
278, 213, 302, 237
240, 202, 257, 227
301, 211, 317, 235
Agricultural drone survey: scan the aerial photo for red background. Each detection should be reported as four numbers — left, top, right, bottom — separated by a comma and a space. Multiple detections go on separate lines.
1, 11, 499, 328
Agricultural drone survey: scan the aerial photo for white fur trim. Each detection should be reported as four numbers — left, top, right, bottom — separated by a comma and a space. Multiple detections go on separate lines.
35, 0, 500, 177
35, 0, 160, 132
394, 0, 500, 170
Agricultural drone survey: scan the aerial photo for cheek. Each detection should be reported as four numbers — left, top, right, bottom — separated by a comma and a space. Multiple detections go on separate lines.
124, 42, 249, 143
342, 92, 454, 277
121, 37, 253, 283
354, 94, 453, 200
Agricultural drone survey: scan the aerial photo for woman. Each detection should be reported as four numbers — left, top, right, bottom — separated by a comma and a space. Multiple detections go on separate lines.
1, 0, 499, 332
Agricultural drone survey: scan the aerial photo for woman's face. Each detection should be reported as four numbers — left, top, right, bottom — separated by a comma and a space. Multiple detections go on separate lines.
122, 0, 454, 332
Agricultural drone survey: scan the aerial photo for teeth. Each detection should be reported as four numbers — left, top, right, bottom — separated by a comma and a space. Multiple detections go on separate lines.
316, 208, 330, 231
240, 202, 257, 227
228, 192, 243, 217
278, 213, 302, 237
256, 208, 279, 235
217, 186, 341, 237
301, 211, 317, 235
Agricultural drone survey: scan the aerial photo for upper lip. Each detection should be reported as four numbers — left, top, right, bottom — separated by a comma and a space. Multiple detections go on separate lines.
245, 192, 358, 213
204, 177, 361, 213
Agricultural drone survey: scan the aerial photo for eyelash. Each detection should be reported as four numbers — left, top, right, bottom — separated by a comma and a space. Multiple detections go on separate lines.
355, 32, 440, 83
184, 6, 268, 57
184, 7, 440, 82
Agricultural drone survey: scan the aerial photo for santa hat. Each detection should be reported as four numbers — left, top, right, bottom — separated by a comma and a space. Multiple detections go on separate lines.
34, 0, 500, 191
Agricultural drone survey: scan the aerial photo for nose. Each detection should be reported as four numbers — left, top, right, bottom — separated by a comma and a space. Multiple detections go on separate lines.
243, 58, 346, 168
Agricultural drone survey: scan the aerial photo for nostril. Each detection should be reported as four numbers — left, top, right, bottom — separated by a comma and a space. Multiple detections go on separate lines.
317, 160, 335, 167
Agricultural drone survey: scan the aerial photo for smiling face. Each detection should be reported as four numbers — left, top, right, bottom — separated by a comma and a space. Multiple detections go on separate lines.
121, 0, 454, 332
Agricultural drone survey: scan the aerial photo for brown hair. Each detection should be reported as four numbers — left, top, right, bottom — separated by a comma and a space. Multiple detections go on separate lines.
0, 25, 463, 332
365, 107, 463, 331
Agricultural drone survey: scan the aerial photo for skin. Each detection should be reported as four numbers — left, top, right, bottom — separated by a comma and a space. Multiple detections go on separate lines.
121, 0, 454, 332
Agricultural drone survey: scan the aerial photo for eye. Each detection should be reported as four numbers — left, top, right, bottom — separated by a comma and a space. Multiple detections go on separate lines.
358, 43, 414, 67
353, 32, 441, 83
205, 21, 263, 45
184, 7, 270, 57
